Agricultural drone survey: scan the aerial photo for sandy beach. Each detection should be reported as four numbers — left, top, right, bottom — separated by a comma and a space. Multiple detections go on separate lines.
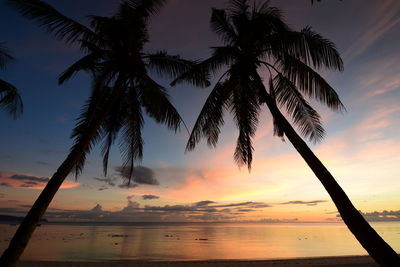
18, 256, 378, 267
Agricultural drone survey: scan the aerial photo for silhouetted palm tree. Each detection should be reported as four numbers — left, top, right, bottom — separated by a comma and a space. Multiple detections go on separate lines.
0, 42, 23, 118
172, 1, 400, 266
0, 0, 193, 266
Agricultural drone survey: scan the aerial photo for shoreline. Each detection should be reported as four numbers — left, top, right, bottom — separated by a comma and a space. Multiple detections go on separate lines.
18, 255, 378, 266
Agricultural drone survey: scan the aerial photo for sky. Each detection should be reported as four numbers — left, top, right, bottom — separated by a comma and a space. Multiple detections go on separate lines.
0, 0, 399, 223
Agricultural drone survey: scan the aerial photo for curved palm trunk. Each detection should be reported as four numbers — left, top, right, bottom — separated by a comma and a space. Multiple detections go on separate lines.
0, 88, 122, 267
264, 94, 400, 267
0, 144, 90, 267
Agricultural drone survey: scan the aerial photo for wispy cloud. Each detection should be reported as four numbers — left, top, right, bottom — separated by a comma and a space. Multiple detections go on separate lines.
280, 200, 327, 206
0, 171, 79, 190
342, 0, 400, 62
93, 177, 117, 186
33, 161, 53, 166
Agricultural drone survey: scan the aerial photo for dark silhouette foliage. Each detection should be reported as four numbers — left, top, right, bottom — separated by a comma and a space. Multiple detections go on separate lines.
0, 0, 192, 266
0, 42, 23, 118
173, 1, 400, 266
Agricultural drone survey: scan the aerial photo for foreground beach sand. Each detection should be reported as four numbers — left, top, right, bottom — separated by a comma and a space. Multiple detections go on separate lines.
18, 255, 378, 266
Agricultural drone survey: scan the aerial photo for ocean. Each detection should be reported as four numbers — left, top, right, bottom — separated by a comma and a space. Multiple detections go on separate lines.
1, 222, 399, 261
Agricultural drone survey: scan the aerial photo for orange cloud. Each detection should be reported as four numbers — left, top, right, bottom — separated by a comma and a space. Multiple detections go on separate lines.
0, 172, 79, 190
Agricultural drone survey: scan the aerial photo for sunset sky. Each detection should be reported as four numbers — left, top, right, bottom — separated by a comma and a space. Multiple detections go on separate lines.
0, 0, 399, 223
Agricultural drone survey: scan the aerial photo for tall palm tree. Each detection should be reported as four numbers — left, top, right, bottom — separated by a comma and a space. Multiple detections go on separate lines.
0, 0, 193, 266
172, 1, 400, 266
0, 42, 23, 118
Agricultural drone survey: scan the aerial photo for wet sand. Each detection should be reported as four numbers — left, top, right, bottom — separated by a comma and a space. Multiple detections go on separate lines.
18, 255, 378, 266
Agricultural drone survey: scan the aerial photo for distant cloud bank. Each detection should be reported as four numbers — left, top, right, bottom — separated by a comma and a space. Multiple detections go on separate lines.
360, 210, 400, 222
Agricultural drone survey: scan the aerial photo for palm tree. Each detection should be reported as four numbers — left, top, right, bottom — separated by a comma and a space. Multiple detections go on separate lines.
172, 1, 400, 266
0, 42, 23, 118
0, 0, 193, 266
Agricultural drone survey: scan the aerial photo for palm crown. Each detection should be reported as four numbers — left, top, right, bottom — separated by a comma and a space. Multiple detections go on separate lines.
8, 0, 194, 179
0, 42, 23, 118
173, 0, 344, 169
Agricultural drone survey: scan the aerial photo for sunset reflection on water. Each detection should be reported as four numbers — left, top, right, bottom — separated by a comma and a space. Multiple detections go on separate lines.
1, 222, 399, 261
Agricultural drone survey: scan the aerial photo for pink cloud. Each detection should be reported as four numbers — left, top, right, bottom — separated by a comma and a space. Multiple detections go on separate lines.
0, 172, 79, 190
358, 106, 397, 129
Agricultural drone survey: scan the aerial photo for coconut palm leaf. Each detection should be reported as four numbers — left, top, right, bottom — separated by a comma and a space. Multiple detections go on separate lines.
229, 0, 250, 16
251, 1, 288, 34
0, 42, 14, 70
0, 42, 23, 119
58, 52, 101, 84
145, 51, 197, 80
6, 0, 97, 46
139, 75, 182, 132
273, 74, 325, 143
69, 86, 110, 177
125, 0, 167, 18
211, 8, 238, 45
298, 27, 343, 70
280, 55, 345, 111
0, 79, 23, 118
120, 86, 144, 182
267, 27, 343, 71
186, 79, 232, 151
170, 46, 237, 87
230, 72, 260, 169
100, 92, 127, 176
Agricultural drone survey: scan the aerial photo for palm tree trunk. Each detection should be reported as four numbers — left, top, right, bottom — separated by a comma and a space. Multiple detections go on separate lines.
0, 145, 89, 267
0, 87, 122, 267
263, 94, 400, 267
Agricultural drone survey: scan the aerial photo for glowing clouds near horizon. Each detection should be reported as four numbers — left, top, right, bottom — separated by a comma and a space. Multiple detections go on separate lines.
0, 172, 79, 190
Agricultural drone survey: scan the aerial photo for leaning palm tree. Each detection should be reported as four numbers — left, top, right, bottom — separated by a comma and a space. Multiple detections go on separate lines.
0, 0, 193, 266
0, 42, 23, 118
172, 1, 399, 266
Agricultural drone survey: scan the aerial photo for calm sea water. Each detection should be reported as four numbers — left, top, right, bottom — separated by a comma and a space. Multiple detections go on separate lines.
1, 222, 399, 261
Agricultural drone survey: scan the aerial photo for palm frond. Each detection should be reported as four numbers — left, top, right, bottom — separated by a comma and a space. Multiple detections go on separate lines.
252, 2, 288, 34
254, 0, 272, 15
6, 0, 96, 45
186, 79, 232, 152
139, 75, 183, 132
120, 86, 144, 182
124, 0, 167, 18
229, 0, 250, 16
171, 46, 237, 87
0, 42, 15, 70
273, 74, 325, 143
0, 79, 23, 118
281, 55, 345, 112
210, 8, 238, 45
58, 52, 101, 84
69, 77, 117, 177
231, 75, 260, 170
299, 27, 343, 71
145, 50, 197, 80
100, 95, 126, 176
269, 28, 343, 71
